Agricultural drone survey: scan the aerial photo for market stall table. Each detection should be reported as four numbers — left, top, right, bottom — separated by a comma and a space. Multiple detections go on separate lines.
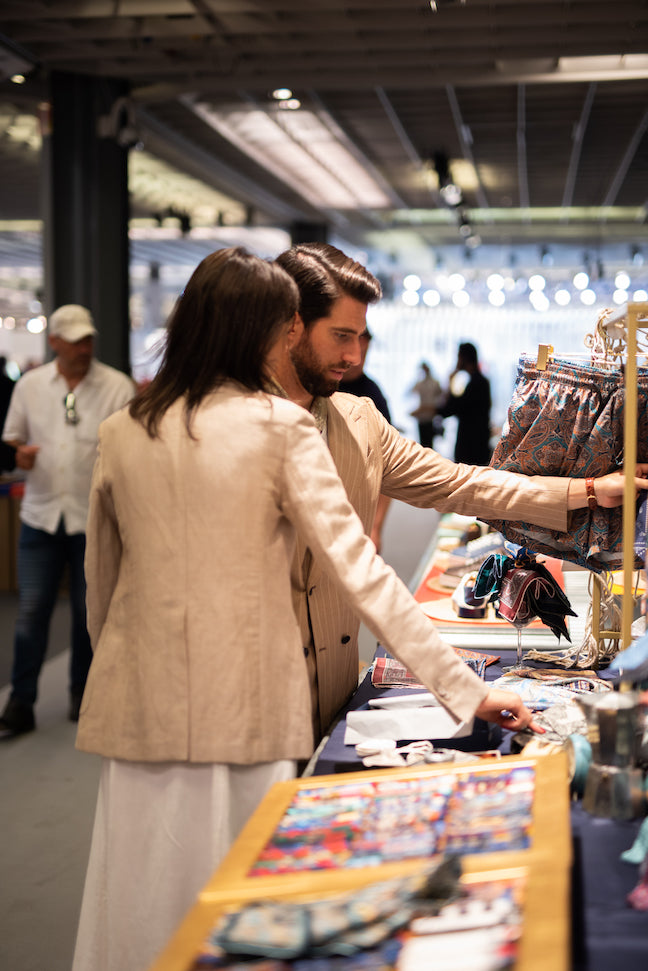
147, 518, 647, 971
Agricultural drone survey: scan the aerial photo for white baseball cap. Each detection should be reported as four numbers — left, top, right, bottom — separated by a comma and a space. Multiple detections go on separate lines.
48, 304, 98, 343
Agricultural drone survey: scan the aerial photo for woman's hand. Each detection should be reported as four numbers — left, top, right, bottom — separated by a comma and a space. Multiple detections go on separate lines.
475, 688, 545, 734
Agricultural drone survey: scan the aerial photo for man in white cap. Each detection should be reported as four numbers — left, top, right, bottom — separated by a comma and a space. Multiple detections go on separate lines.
0, 304, 134, 737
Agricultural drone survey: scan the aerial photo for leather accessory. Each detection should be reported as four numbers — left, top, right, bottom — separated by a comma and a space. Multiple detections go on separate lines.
585, 477, 598, 511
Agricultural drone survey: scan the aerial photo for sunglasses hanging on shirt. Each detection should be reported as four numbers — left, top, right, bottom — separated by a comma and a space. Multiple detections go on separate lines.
63, 391, 80, 425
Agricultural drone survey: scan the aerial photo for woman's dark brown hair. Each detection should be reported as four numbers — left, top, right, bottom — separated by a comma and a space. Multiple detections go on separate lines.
130, 246, 299, 437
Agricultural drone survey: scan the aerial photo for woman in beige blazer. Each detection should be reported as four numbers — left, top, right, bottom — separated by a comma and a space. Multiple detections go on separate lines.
73, 248, 547, 971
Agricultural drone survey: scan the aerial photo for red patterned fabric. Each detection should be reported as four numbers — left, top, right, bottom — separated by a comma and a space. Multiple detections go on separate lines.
371, 652, 500, 688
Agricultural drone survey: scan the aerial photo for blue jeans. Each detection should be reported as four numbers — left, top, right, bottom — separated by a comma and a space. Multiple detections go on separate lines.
10, 520, 92, 706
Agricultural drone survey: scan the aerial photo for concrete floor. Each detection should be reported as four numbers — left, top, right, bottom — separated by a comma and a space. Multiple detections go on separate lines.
0, 496, 440, 971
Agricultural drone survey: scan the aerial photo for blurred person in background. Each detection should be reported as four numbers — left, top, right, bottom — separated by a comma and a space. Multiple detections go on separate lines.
409, 361, 444, 448
0, 305, 134, 738
0, 354, 17, 471
438, 342, 492, 465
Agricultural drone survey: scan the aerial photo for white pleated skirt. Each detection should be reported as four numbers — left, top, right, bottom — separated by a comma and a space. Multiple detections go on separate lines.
72, 756, 296, 971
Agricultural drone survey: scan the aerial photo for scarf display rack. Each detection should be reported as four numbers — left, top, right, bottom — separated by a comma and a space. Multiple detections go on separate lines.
599, 301, 648, 652
518, 302, 648, 668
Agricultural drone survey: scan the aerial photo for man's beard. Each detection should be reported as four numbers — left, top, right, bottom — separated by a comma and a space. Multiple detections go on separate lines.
290, 335, 347, 398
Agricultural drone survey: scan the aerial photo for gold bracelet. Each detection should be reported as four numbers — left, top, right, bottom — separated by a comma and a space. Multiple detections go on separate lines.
585, 477, 597, 511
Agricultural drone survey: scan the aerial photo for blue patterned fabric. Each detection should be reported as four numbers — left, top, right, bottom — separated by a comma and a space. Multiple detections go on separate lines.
488, 672, 611, 710
485, 355, 648, 572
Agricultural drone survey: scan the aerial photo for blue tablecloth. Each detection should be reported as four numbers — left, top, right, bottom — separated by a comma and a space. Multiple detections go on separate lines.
311, 644, 648, 970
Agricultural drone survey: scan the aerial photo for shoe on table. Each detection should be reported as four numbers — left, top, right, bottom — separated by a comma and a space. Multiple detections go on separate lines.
0, 697, 35, 739
69, 691, 84, 723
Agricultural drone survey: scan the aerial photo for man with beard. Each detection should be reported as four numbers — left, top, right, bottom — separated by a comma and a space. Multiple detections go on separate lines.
274, 242, 646, 742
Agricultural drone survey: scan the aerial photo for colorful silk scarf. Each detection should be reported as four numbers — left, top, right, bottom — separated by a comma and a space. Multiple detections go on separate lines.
474, 546, 577, 641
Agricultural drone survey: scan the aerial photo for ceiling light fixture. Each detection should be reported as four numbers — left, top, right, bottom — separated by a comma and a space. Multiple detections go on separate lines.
422, 289, 441, 307
495, 54, 648, 83
430, 0, 467, 12
434, 152, 463, 208
440, 183, 463, 207
402, 290, 420, 306
488, 290, 505, 307
277, 99, 301, 111
182, 97, 392, 211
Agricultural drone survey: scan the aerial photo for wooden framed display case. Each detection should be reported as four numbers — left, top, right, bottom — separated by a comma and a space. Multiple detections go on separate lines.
149, 751, 571, 971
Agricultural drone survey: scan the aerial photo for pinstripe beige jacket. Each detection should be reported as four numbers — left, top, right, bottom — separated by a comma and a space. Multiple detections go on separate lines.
294, 391, 572, 737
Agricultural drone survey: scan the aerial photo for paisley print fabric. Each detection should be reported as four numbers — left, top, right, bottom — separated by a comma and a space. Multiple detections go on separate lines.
484, 355, 648, 571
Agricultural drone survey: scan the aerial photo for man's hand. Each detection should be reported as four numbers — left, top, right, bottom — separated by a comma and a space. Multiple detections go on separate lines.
15, 444, 40, 470
593, 467, 648, 508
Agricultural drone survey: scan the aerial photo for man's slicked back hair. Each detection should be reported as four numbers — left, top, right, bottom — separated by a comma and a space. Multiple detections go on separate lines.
276, 243, 382, 327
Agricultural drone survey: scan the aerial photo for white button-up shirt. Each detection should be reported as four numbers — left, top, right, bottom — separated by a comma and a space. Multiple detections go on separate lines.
2, 359, 134, 534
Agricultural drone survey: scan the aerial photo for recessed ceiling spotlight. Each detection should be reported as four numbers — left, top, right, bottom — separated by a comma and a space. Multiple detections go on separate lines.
422, 289, 441, 307
487, 273, 505, 291
277, 99, 301, 111
529, 291, 549, 312
488, 290, 505, 307
272, 88, 292, 100
402, 290, 420, 306
440, 183, 463, 207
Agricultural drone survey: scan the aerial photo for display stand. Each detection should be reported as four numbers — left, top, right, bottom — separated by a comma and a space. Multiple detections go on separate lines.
149, 752, 571, 971
590, 301, 648, 654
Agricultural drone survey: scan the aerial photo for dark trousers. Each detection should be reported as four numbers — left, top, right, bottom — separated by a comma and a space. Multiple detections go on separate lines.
10, 520, 92, 705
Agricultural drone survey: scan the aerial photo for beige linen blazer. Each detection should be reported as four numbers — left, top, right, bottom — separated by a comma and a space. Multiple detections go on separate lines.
77, 385, 492, 765
294, 392, 572, 735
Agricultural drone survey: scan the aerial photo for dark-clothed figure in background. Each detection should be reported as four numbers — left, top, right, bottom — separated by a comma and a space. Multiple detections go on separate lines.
439, 341, 492, 465
340, 327, 392, 551
340, 328, 391, 421
0, 305, 134, 738
0, 354, 17, 471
